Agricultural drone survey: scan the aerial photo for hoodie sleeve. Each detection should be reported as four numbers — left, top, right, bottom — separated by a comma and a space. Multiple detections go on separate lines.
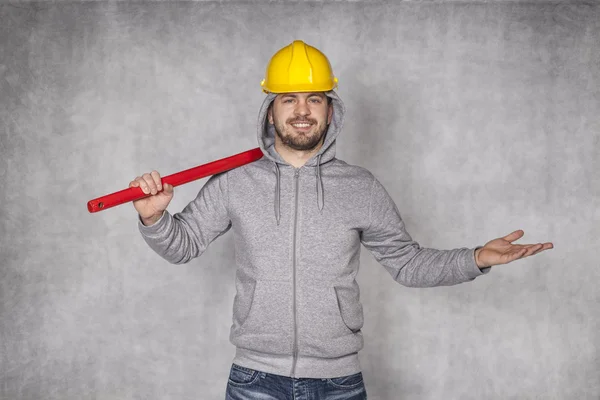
137, 172, 232, 264
360, 177, 491, 287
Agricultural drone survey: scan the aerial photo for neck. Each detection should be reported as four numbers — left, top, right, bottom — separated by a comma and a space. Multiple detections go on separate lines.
274, 136, 324, 168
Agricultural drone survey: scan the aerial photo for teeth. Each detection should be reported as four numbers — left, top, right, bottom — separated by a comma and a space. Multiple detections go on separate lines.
292, 123, 311, 128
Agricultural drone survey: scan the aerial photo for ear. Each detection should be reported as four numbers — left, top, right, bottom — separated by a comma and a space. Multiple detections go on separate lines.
327, 102, 333, 125
268, 104, 274, 124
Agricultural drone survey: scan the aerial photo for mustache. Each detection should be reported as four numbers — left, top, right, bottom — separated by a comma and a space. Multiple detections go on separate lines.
287, 117, 317, 124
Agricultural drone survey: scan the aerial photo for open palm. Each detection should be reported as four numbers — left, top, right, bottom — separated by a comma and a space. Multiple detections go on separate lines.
475, 230, 553, 268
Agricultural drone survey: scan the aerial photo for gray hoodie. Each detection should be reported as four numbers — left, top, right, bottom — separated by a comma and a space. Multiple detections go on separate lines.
138, 90, 491, 379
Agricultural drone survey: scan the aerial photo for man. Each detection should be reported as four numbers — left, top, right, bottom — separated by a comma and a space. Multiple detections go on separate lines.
130, 40, 553, 399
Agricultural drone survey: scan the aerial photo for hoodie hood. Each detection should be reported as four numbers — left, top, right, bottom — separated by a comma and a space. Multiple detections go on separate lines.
256, 91, 346, 224
256, 90, 346, 166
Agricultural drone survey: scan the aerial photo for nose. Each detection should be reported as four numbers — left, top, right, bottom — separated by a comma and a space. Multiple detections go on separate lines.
294, 100, 310, 117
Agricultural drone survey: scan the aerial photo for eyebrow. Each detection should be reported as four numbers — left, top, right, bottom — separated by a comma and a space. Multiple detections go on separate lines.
280, 93, 326, 99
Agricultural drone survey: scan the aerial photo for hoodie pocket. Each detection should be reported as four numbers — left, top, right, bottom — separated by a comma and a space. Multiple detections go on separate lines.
230, 279, 292, 355
334, 285, 364, 333
298, 284, 364, 358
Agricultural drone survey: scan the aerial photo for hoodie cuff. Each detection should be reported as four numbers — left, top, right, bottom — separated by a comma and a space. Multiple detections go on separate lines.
460, 246, 492, 280
138, 210, 170, 237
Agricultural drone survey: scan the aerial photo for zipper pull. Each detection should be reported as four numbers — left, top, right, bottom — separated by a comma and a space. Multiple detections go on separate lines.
294, 169, 300, 178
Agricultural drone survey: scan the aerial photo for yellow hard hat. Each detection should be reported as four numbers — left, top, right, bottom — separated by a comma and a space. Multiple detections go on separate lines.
261, 40, 338, 94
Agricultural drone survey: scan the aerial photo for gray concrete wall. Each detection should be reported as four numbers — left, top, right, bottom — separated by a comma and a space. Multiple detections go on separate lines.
1, 1, 598, 399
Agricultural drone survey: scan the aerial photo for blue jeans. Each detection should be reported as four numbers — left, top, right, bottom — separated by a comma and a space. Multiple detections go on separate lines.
226, 363, 367, 400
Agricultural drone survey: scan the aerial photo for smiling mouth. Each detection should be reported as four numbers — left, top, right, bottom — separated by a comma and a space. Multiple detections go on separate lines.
290, 121, 314, 129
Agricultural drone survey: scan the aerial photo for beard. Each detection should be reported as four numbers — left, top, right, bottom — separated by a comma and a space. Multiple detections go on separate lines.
272, 115, 329, 151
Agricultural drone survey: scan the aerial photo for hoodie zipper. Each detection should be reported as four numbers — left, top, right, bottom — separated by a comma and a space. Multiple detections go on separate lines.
290, 168, 300, 377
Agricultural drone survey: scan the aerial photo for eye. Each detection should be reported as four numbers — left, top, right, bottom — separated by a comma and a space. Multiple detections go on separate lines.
309, 98, 323, 104
283, 99, 294, 104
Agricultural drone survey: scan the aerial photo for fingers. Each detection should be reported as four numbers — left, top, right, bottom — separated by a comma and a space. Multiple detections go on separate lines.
514, 247, 528, 259
519, 243, 551, 258
498, 241, 554, 265
140, 173, 155, 194
129, 176, 141, 188
522, 244, 540, 256
150, 170, 162, 192
130, 171, 163, 195
530, 244, 545, 256
163, 183, 173, 194
532, 242, 553, 254
503, 230, 524, 243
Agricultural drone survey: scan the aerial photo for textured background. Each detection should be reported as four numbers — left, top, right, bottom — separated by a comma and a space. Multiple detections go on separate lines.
1, 1, 599, 399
